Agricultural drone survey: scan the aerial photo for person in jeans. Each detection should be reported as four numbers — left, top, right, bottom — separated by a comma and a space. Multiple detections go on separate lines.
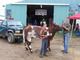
39, 24, 49, 57
62, 19, 71, 53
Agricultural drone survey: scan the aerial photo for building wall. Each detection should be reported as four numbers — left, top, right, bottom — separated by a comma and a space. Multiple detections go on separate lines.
6, 4, 69, 26
54, 5, 69, 26
6, 0, 80, 26
6, 4, 27, 26
78, 5, 80, 12
23, 0, 80, 10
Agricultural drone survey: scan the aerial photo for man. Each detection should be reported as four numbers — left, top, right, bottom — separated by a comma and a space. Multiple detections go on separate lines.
39, 23, 51, 58
62, 19, 71, 53
40, 18, 46, 26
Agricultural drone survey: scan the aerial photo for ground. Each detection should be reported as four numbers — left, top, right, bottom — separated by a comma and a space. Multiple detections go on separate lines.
0, 33, 80, 60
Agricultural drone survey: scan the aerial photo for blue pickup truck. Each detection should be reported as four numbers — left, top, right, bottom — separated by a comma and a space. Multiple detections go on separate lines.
0, 20, 23, 43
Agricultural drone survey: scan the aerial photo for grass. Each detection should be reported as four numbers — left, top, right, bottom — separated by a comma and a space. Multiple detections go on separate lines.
55, 31, 80, 38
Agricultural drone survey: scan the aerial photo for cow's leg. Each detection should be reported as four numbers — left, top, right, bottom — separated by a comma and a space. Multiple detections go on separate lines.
25, 40, 33, 53
25, 40, 29, 50
25, 44, 28, 50
47, 40, 51, 51
47, 32, 56, 51
23, 30, 29, 50
27, 41, 33, 53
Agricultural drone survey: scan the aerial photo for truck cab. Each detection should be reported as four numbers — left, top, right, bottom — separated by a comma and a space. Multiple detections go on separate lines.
0, 20, 23, 43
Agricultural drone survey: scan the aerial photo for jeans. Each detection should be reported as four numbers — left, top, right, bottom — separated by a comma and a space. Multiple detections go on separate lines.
63, 33, 70, 53
40, 38, 48, 55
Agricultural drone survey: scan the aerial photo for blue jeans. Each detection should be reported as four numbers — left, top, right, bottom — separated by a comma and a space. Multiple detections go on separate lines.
63, 33, 70, 53
40, 38, 48, 55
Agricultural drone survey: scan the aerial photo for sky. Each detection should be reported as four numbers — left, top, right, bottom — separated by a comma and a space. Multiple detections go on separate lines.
0, 0, 22, 19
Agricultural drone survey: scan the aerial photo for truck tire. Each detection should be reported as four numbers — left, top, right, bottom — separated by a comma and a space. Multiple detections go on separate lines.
7, 33, 15, 43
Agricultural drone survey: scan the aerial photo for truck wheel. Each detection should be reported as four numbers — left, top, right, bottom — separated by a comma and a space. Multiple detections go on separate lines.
7, 33, 15, 43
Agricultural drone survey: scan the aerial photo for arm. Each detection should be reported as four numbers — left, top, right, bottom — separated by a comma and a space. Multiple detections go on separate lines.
62, 23, 71, 31
40, 28, 45, 37
40, 28, 48, 39
63, 25, 69, 31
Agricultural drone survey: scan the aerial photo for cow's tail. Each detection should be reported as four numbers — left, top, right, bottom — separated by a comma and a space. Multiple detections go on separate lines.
23, 29, 25, 44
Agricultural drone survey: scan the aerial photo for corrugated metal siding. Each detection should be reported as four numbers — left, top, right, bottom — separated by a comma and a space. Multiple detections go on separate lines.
24, 0, 66, 3
54, 5, 69, 26
6, 4, 27, 26
23, 0, 80, 3
23, 0, 80, 10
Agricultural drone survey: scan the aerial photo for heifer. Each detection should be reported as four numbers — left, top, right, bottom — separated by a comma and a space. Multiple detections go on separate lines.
23, 23, 35, 53
23, 23, 62, 53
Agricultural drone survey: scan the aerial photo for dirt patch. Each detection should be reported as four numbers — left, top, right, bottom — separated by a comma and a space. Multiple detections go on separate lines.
0, 34, 80, 60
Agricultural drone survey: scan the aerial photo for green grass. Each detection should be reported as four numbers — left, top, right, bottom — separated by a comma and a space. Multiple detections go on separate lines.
55, 31, 80, 38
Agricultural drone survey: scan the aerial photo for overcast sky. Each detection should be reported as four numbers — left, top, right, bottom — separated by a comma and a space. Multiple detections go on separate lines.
0, 0, 22, 19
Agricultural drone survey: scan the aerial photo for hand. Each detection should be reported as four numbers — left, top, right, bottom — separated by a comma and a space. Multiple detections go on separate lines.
49, 33, 52, 36
40, 35, 47, 39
